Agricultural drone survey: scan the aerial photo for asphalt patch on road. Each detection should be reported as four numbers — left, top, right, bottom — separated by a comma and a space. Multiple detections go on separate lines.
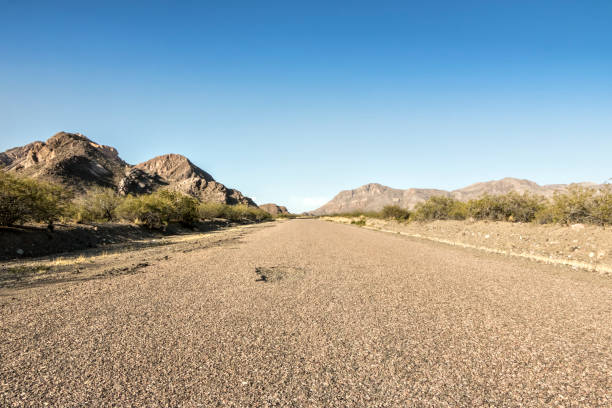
255, 266, 306, 283
97, 262, 150, 277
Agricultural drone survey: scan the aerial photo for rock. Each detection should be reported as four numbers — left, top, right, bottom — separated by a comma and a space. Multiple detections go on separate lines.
571, 223, 585, 231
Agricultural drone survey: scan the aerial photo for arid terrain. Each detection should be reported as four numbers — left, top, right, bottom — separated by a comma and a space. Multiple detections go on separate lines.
1, 219, 610, 406
313, 178, 601, 215
324, 216, 612, 275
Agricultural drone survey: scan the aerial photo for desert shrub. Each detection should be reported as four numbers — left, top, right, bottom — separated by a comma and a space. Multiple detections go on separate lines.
116, 190, 198, 228
412, 196, 467, 221
198, 202, 226, 220
117, 194, 170, 229
164, 190, 199, 226
467, 192, 544, 222
74, 187, 124, 222
380, 205, 411, 221
334, 210, 383, 218
351, 218, 366, 226
221, 204, 271, 222
534, 206, 555, 224
199, 202, 271, 222
0, 171, 71, 227
275, 213, 297, 219
591, 184, 612, 226
246, 206, 273, 221
546, 186, 597, 225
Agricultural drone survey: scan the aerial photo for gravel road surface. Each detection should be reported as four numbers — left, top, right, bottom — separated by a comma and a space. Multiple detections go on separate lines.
1, 219, 611, 407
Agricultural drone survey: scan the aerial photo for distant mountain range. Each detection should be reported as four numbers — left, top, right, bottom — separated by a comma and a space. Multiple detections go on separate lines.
312, 178, 600, 215
0, 132, 256, 206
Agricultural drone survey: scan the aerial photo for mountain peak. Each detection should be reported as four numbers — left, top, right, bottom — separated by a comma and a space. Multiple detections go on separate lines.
47, 131, 91, 145
135, 153, 214, 183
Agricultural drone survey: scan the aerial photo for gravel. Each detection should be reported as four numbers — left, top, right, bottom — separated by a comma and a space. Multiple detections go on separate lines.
1, 219, 611, 406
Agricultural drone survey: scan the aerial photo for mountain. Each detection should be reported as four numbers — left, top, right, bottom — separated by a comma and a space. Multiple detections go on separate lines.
0, 132, 257, 206
450, 177, 596, 201
313, 178, 599, 215
313, 183, 449, 215
0, 132, 127, 191
259, 203, 290, 215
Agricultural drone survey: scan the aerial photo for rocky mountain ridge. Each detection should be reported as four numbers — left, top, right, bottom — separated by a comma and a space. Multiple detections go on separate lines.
313, 178, 600, 215
1, 132, 256, 206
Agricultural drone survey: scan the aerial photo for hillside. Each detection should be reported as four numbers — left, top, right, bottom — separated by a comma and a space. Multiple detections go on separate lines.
313, 183, 449, 215
259, 203, 290, 216
0, 132, 256, 206
313, 178, 598, 215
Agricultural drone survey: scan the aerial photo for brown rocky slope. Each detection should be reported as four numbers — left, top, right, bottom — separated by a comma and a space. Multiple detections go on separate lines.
1, 132, 256, 206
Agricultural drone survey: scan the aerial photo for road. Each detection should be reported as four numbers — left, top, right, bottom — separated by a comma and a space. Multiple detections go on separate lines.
1, 219, 611, 406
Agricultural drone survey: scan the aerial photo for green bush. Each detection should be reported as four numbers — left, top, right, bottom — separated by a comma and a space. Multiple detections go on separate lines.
199, 202, 271, 222
351, 218, 366, 226
198, 202, 226, 220
116, 190, 198, 229
165, 190, 199, 226
0, 171, 71, 227
74, 187, 124, 222
534, 206, 555, 224
221, 204, 271, 222
380, 205, 411, 221
547, 186, 597, 225
591, 184, 612, 226
467, 192, 544, 222
413, 196, 467, 221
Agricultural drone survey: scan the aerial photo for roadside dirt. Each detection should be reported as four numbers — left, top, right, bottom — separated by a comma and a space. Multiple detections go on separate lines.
324, 216, 612, 275
0, 223, 271, 293
0, 219, 258, 261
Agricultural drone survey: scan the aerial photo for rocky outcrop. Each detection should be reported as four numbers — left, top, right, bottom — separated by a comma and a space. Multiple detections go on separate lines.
2, 132, 257, 206
128, 154, 256, 206
0, 132, 127, 191
259, 203, 290, 216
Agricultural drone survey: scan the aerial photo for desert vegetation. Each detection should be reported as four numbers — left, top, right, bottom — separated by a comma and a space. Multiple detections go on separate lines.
0, 171, 72, 229
331, 186, 612, 226
0, 170, 271, 229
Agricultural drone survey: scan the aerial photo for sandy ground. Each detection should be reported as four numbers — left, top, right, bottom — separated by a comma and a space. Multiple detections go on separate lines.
325, 217, 612, 275
1, 219, 611, 406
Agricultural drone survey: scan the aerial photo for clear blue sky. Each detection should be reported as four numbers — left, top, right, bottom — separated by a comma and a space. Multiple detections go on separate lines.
1, 1, 611, 212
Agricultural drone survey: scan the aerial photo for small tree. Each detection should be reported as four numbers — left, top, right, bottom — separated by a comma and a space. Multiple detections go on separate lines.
0, 171, 71, 227
548, 186, 596, 224
591, 184, 612, 226
413, 196, 467, 221
467, 192, 544, 222
380, 205, 411, 221
198, 202, 226, 220
116, 190, 199, 229
75, 187, 123, 222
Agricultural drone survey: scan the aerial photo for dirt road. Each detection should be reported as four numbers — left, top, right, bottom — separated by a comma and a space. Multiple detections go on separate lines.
1, 220, 611, 406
